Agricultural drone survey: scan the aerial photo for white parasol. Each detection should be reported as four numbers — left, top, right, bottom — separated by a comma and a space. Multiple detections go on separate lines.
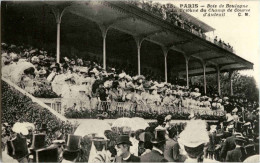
130, 117, 149, 131
74, 120, 111, 138
112, 117, 149, 131
10, 62, 35, 84
112, 117, 132, 128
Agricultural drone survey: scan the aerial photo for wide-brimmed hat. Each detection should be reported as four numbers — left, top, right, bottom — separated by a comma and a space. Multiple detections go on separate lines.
119, 72, 126, 79
178, 120, 209, 148
137, 75, 145, 80
31, 56, 40, 64
64, 135, 82, 152
115, 135, 132, 146
96, 112, 108, 120
157, 87, 166, 93
135, 85, 144, 91
50, 64, 58, 69
232, 108, 238, 113
125, 75, 132, 81
235, 135, 246, 143
79, 67, 88, 73
149, 85, 157, 90
38, 69, 47, 75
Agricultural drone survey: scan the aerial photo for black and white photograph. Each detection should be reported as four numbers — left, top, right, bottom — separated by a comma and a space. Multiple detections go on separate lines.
1, 0, 259, 162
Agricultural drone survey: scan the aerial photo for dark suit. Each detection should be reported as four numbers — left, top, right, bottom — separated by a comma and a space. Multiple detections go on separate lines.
115, 154, 140, 162
164, 138, 177, 162
225, 147, 242, 162
172, 142, 187, 162
140, 149, 168, 162
220, 135, 236, 160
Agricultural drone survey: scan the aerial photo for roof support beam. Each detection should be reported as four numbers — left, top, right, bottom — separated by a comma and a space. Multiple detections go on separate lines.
189, 49, 211, 56
140, 29, 165, 39
174, 38, 196, 46
105, 16, 134, 27
165, 43, 185, 54
204, 56, 225, 61
219, 62, 238, 68
178, 65, 217, 72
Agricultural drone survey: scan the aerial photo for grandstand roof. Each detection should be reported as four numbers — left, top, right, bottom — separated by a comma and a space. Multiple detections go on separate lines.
2, 1, 253, 77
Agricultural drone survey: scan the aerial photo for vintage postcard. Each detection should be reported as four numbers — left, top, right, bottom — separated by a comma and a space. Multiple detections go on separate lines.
1, 0, 259, 162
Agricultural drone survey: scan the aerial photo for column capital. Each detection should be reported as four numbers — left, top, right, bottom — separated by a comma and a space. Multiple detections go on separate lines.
229, 70, 234, 78
202, 60, 207, 69
98, 24, 110, 38
185, 56, 190, 63
134, 36, 145, 48
51, 6, 69, 24
161, 46, 169, 58
215, 64, 220, 70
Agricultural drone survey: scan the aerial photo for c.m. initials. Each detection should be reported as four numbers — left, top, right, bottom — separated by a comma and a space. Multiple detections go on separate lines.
238, 13, 249, 16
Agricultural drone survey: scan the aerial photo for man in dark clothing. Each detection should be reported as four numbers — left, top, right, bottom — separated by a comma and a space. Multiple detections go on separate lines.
114, 135, 140, 162
139, 128, 168, 162
220, 134, 236, 160
225, 136, 246, 162
224, 101, 234, 114
172, 142, 187, 162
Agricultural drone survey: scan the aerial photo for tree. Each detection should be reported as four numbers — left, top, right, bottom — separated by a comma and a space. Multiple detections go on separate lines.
191, 71, 259, 102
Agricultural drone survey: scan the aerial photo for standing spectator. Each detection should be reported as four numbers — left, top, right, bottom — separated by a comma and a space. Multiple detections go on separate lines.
140, 127, 168, 162
114, 135, 140, 162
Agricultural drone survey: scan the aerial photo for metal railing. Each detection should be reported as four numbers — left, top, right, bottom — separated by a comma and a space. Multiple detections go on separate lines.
38, 98, 226, 118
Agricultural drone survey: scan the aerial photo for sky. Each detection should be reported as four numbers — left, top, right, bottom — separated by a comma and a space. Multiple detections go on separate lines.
157, 0, 260, 86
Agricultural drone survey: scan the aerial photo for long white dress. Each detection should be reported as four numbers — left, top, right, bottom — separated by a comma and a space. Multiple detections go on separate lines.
52, 73, 66, 96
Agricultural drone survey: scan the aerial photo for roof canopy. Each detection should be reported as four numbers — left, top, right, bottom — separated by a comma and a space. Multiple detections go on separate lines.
2, 1, 253, 77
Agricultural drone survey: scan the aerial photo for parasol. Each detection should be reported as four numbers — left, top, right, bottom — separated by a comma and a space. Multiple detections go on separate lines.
10, 62, 35, 84
112, 117, 149, 131
112, 117, 132, 128
130, 117, 149, 131
74, 120, 111, 138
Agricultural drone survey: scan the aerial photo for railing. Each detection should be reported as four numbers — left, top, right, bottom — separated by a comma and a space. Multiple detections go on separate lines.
85, 101, 225, 119
36, 97, 226, 119
37, 98, 62, 114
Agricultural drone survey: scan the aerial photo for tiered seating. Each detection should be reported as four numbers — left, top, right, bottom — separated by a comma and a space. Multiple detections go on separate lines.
1, 42, 233, 120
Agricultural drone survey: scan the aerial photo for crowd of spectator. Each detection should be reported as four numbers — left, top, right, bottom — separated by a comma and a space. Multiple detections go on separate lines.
1, 42, 256, 120
2, 43, 229, 118
1, 42, 259, 162
2, 111, 259, 162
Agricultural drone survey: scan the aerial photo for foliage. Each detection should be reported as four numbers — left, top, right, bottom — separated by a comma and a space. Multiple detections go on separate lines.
1, 80, 78, 145
192, 71, 259, 102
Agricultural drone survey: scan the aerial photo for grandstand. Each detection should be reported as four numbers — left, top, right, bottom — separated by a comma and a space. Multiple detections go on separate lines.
2, 1, 253, 93
1, 1, 254, 119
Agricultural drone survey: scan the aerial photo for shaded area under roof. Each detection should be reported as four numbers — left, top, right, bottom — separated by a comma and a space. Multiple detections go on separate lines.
1, 1, 253, 78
